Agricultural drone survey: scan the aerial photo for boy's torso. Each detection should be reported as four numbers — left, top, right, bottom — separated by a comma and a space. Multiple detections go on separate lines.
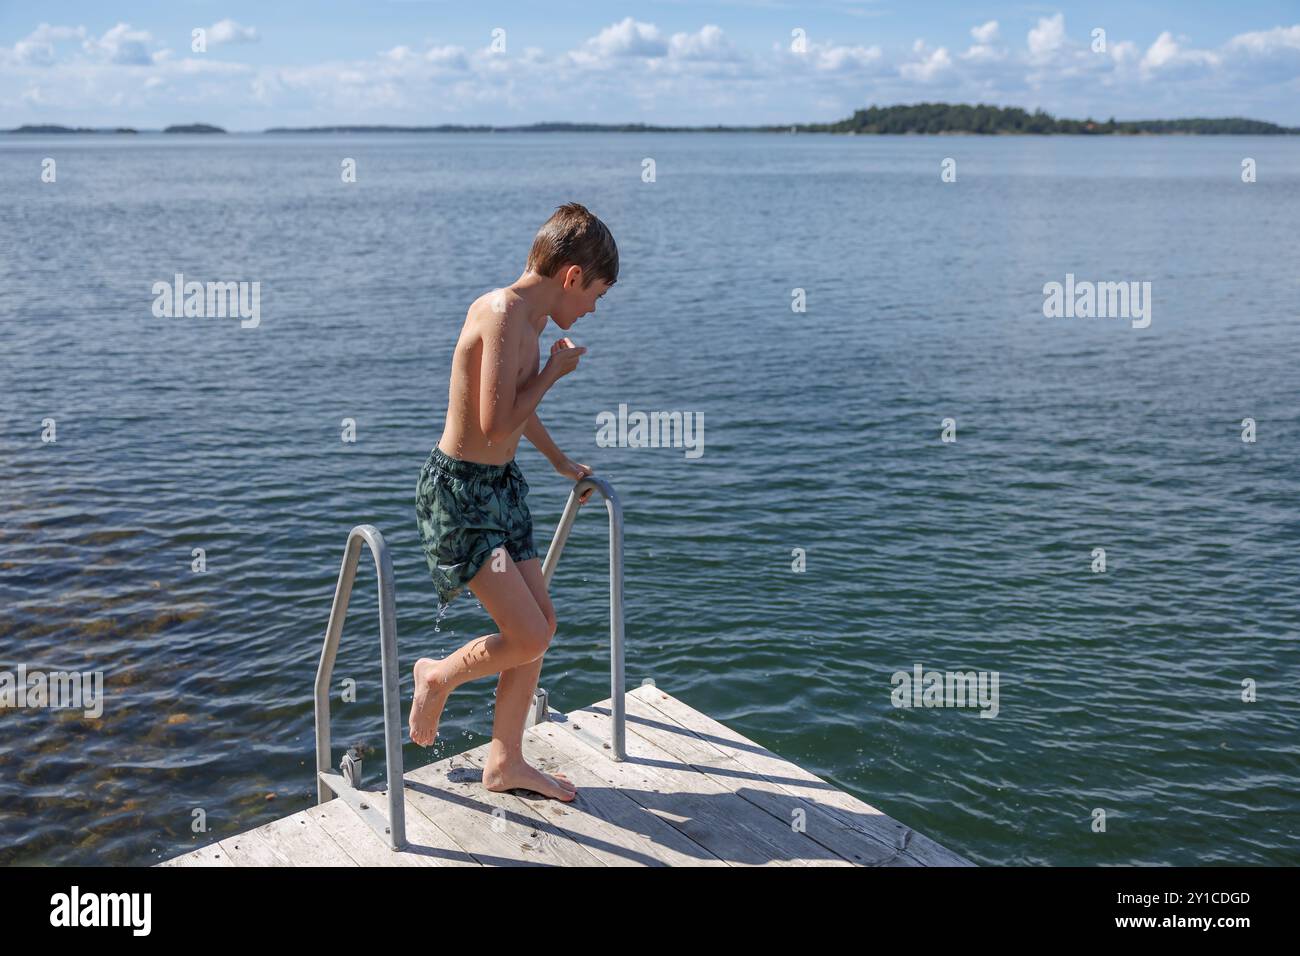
438, 291, 539, 467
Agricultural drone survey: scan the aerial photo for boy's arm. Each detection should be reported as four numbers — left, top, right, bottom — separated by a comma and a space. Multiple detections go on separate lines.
523, 412, 565, 466
526, 411, 596, 502
478, 312, 559, 443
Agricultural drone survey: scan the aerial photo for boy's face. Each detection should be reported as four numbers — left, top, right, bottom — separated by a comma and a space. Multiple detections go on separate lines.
552, 265, 612, 330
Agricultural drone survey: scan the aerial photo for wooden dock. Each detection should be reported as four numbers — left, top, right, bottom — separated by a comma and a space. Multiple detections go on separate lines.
159, 683, 974, 867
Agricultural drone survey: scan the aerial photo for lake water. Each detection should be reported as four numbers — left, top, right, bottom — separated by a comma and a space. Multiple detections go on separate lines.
1, 132, 1298, 866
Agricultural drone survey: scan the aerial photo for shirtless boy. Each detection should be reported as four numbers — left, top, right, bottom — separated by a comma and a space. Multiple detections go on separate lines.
408, 202, 617, 802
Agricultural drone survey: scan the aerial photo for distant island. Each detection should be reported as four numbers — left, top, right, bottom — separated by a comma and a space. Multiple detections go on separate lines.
5, 123, 225, 134
804, 104, 1298, 135
9, 105, 1298, 136
10, 124, 137, 134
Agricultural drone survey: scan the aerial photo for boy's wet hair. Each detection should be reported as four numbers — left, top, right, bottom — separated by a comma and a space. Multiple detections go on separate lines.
526, 202, 619, 289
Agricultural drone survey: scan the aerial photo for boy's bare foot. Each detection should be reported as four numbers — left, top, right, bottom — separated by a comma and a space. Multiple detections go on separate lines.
482, 757, 578, 801
409, 658, 451, 747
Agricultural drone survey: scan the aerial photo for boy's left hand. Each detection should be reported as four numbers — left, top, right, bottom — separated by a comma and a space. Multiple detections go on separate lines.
556, 456, 595, 503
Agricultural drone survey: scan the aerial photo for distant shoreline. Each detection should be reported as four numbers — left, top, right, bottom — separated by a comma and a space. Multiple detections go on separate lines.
8, 122, 226, 135
7, 103, 1299, 136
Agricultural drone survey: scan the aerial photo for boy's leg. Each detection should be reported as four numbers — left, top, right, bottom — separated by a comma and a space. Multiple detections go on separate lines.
407, 553, 550, 747
482, 557, 576, 796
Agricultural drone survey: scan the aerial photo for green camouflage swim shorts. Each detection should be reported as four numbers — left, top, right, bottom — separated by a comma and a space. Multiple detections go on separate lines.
415, 446, 538, 607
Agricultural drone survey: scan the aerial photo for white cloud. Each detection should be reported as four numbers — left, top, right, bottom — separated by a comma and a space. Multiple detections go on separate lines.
668, 25, 739, 62
1140, 31, 1220, 74
900, 39, 952, 81
10, 24, 86, 66
13, 39, 55, 66
1108, 40, 1139, 66
577, 17, 667, 61
378, 43, 467, 72
810, 41, 883, 72
962, 19, 1004, 61
971, 21, 999, 45
1028, 13, 1066, 62
84, 23, 158, 66
1227, 25, 1300, 56
207, 20, 258, 46
424, 45, 469, 68
568, 19, 747, 73
1141, 31, 1179, 70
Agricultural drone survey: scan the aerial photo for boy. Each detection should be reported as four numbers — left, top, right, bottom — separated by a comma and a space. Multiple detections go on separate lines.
409, 202, 617, 802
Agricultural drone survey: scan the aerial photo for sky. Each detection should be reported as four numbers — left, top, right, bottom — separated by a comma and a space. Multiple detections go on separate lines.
2, 1, 1299, 130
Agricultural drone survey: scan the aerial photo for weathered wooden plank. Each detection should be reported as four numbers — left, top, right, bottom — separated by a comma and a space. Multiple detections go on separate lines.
257, 807, 358, 867
627, 685, 975, 866
217, 824, 290, 866
632, 685, 974, 866
411, 746, 607, 867
307, 796, 439, 867
372, 787, 484, 868
570, 699, 853, 867
615, 690, 920, 867
402, 750, 604, 866
457, 732, 727, 867
533, 709, 847, 866
158, 841, 235, 866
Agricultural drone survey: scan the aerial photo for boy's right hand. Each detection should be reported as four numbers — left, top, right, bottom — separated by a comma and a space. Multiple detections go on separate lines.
545, 339, 586, 380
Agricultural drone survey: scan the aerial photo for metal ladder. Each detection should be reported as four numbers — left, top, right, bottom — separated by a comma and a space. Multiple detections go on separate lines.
313, 474, 626, 851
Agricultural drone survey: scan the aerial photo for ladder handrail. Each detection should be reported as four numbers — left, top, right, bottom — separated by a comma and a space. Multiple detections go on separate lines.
540, 475, 626, 761
313, 524, 406, 850
311, 476, 625, 855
